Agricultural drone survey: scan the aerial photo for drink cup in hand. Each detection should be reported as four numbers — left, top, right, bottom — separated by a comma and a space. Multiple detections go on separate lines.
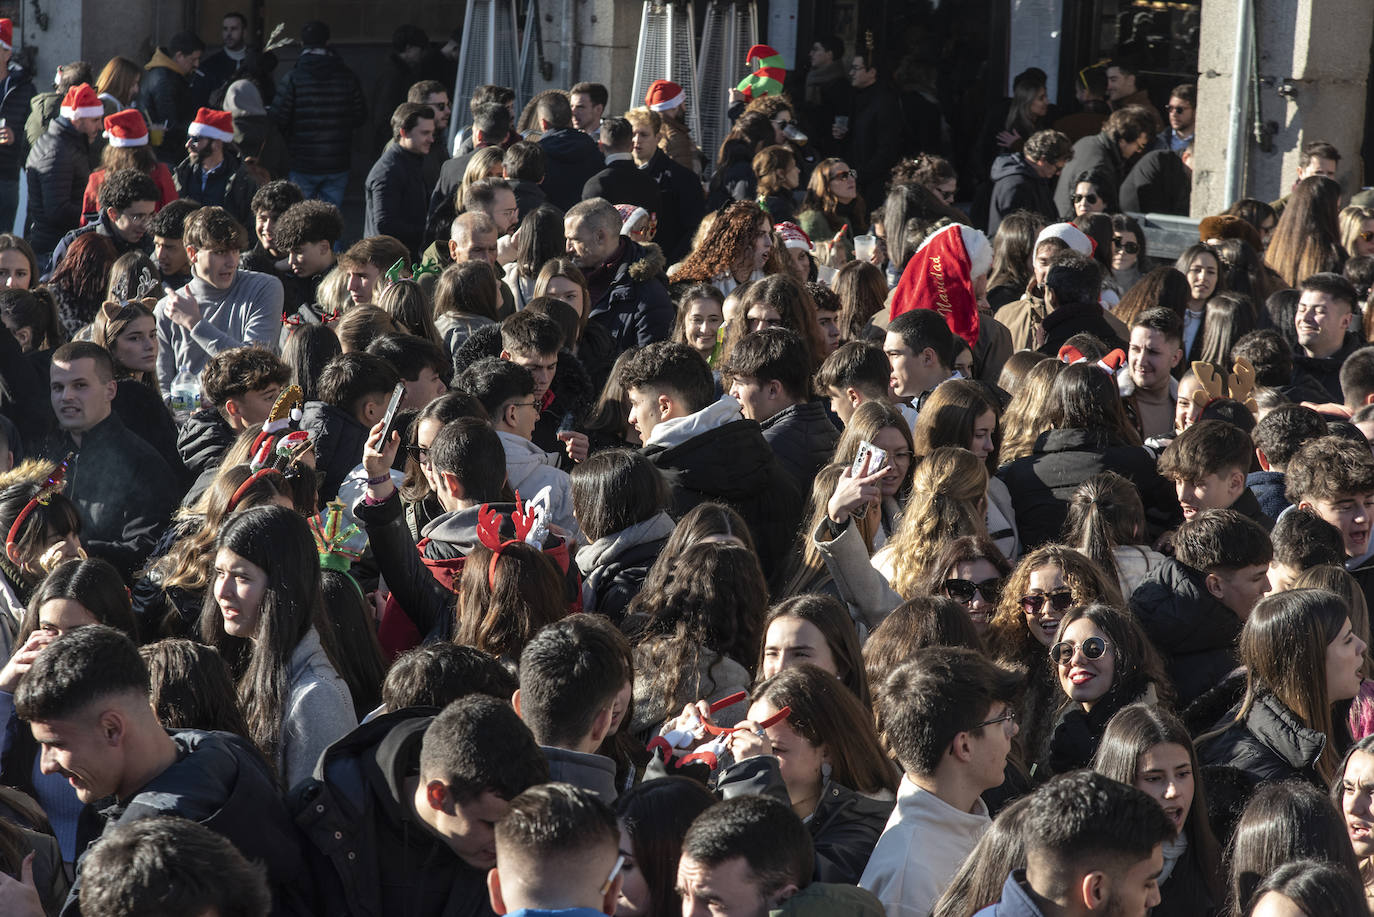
854, 234, 877, 262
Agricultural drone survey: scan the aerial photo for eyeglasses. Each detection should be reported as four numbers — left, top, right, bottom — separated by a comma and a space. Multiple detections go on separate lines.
830, 169, 857, 181
1050, 635, 1112, 665
404, 444, 432, 465
1165, 105, 1190, 114
1021, 588, 1075, 616
120, 211, 154, 224
1071, 193, 1099, 205
943, 577, 1003, 605
512, 400, 542, 411
974, 708, 1018, 729
1113, 236, 1140, 254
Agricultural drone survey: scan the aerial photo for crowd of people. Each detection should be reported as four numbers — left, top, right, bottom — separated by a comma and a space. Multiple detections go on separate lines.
0, 10, 1373, 917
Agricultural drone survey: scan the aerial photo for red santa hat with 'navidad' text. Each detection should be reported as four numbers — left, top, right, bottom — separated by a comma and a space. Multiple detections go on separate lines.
188, 107, 234, 143
888, 223, 993, 349
60, 84, 102, 121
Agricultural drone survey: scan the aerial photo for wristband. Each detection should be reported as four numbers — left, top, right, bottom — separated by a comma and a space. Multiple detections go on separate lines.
366, 473, 391, 485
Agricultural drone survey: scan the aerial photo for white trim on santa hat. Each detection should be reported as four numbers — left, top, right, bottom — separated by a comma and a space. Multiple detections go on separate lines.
104, 131, 148, 148
188, 119, 234, 143
648, 90, 685, 111
61, 103, 103, 119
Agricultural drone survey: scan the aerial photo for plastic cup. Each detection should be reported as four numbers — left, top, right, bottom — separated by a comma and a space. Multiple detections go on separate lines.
834, 115, 849, 131
854, 234, 877, 262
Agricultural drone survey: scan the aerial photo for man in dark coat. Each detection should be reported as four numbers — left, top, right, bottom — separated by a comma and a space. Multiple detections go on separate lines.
1293, 273, 1363, 403
565, 199, 674, 353
987, 129, 1072, 235
292, 699, 547, 917
1119, 146, 1191, 215
138, 31, 203, 163
631, 110, 705, 263
426, 101, 515, 246
502, 140, 548, 222
365, 102, 435, 259
535, 93, 604, 212
192, 12, 249, 109
171, 108, 259, 227
0, 21, 36, 232
581, 117, 662, 216
372, 25, 428, 153
1052, 106, 1156, 218
44, 343, 179, 578
25, 84, 102, 257
623, 342, 803, 580
722, 327, 837, 501
270, 21, 367, 207
1035, 250, 1126, 356
47, 167, 158, 277
13, 626, 308, 917
835, 51, 902, 207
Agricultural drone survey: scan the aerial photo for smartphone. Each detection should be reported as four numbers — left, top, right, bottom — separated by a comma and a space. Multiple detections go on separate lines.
850, 440, 888, 478
380, 382, 406, 444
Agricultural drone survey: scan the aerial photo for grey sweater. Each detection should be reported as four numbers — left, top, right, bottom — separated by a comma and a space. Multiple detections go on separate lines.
281, 627, 357, 792
155, 268, 283, 393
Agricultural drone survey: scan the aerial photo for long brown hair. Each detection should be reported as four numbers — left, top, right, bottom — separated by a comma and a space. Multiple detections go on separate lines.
999, 358, 1065, 462
456, 542, 566, 663
671, 201, 772, 284
91, 297, 157, 378
913, 379, 1001, 470
884, 447, 989, 598
985, 545, 1123, 668
758, 593, 870, 707
96, 56, 142, 106
1113, 266, 1191, 329
1063, 472, 1148, 591
831, 261, 887, 343
1266, 175, 1345, 287
800, 157, 867, 233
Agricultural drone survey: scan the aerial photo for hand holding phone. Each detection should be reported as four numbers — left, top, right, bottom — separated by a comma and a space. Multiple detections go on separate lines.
380, 382, 406, 444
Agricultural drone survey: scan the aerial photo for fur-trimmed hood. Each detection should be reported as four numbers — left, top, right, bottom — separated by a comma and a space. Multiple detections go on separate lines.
626, 241, 666, 283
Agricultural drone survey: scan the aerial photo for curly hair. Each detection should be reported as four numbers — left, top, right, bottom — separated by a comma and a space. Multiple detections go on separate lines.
984, 545, 1123, 671
891, 153, 956, 190
671, 201, 771, 284
883, 447, 989, 598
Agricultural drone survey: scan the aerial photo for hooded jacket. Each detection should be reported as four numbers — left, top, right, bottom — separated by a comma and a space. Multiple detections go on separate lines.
1294, 332, 1362, 403
0, 64, 35, 177
537, 127, 604, 211
62, 729, 308, 917
988, 153, 1056, 235
496, 431, 583, 542
25, 117, 91, 253
760, 401, 839, 499
173, 146, 260, 227
642, 395, 802, 579
49, 208, 156, 280
138, 49, 194, 160
996, 428, 1175, 551
584, 238, 674, 353
1053, 130, 1126, 218
291, 709, 497, 917
271, 48, 368, 175
1129, 558, 1243, 708
1197, 690, 1328, 789
226, 79, 290, 181
575, 511, 675, 623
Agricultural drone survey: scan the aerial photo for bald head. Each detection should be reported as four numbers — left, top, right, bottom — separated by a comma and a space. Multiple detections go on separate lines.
450, 211, 499, 265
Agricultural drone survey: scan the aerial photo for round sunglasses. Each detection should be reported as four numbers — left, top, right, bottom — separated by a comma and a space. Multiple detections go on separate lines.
1050, 635, 1112, 666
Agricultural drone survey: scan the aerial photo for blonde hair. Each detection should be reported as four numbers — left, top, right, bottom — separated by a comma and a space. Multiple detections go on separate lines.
999, 359, 1064, 462
459, 147, 505, 213
884, 447, 988, 598
1340, 205, 1374, 259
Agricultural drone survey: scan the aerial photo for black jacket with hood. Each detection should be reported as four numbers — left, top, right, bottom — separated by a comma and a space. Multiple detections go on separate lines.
988, 152, 1057, 235
1197, 690, 1330, 790
138, 49, 194, 161
290, 709, 497, 917
25, 117, 91, 254
271, 48, 368, 175
1294, 332, 1362, 403
62, 729, 309, 917
584, 238, 675, 354
300, 400, 369, 504
1129, 558, 1243, 709
537, 127, 604, 211
641, 399, 803, 579
575, 511, 676, 624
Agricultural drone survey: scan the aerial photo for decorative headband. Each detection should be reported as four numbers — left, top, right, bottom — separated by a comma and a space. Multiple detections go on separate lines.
384, 257, 443, 286
475, 491, 547, 590
309, 501, 367, 599
5, 456, 71, 552
250, 385, 307, 461
227, 468, 287, 513
1190, 356, 1257, 414
1058, 345, 1127, 377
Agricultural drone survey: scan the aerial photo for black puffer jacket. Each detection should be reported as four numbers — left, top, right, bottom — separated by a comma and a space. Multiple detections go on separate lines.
996, 427, 1176, 550
300, 400, 368, 504
177, 406, 237, 482
760, 400, 839, 500
63, 729, 309, 917
585, 239, 675, 354
0, 65, 36, 178
988, 152, 1056, 235
1197, 690, 1330, 790
271, 49, 368, 175
1129, 559, 1243, 709
25, 117, 91, 254
642, 410, 803, 579
716, 755, 894, 886
537, 127, 605, 211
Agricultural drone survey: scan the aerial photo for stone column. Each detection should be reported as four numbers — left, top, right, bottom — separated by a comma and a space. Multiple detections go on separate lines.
1192, 0, 1372, 217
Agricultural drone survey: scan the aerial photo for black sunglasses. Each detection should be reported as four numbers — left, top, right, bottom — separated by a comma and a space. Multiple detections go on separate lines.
1165, 105, 1190, 114
943, 577, 1003, 605
1050, 635, 1111, 665
1071, 193, 1099, 205
1113, 236, 1140, 254
1021, 588, 1075, 616
1359, 231, 1374, 243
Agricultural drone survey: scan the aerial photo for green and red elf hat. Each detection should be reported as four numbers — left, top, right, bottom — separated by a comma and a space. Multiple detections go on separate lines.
736, 45, 787, 101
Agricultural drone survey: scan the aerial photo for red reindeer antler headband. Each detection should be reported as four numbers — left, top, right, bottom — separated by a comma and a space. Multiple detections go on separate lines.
476, 492, 538, 590
5, 455, 72, 554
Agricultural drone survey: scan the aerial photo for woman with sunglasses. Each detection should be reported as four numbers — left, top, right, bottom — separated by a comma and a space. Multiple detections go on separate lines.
1092, 704, 1224, 917
986, 545, 1123, 770
1065, 170, 1114, 221
722, 664, 898, 884
1340, 205, 1374, 259
913, 379, 1019, 561
1042, 605, 1174, 774
1198, 588, 1365, 790
916, 535, 1012, 638
798, 158, 866, 265
1110, 214, 1146, 293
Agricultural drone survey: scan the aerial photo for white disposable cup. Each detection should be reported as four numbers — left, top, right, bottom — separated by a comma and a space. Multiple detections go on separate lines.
854, 234, 877, 262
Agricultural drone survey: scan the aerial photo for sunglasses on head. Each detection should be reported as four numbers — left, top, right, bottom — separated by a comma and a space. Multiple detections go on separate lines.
943, 577, 1003, 605
1021, 588, 1075, 615
1071, 193, 1099, 205
1050, 635, 1111, 665
1113, 236, 1140, 254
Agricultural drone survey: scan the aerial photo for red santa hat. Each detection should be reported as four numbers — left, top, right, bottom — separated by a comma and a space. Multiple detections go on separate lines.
188, 107, 234, 143
0, 19, 13, 52
888, 223, 993, 348
103, 109, 149, 147
645, 79, 685, 112
59, 84, 102, 121
775, 221, 814, 252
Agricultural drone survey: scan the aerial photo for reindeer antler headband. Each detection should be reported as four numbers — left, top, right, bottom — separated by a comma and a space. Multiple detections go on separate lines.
5, 456, 71, 553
